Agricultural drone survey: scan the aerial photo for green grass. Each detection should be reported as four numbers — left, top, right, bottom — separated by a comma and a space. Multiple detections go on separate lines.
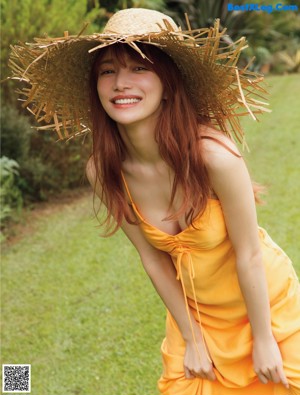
1, 195, 165, 394
242, 74, 300, 268
1, 74, 299, 395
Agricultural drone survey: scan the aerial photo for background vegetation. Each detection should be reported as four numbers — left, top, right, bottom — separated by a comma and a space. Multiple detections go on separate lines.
166, 0, 300, 73
1, 74, 299, 395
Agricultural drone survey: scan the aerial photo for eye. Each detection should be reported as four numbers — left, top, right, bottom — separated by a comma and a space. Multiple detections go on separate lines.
99, 69, 114, 76
134, 66, 148, 72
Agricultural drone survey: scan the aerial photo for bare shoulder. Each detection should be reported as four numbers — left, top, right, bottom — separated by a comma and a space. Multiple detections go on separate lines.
198, 125, 243, 171
198, 126, 253, 208
86, 155, 96, 183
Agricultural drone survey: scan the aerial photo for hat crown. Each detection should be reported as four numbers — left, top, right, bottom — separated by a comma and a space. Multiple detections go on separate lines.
103, 8, 179, 35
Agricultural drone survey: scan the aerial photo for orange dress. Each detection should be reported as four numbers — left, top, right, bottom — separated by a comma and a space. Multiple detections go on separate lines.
122, 176, 300, 395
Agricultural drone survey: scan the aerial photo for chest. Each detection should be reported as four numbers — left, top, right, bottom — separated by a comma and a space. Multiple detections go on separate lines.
124, 169, 190, 235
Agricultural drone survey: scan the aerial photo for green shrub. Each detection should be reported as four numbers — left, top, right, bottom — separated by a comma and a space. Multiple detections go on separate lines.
0, 156, 23, 232
0, 105, 32, 162
271, 49, 300, 74
1, 106, 92, 203
21, 135, 92, 202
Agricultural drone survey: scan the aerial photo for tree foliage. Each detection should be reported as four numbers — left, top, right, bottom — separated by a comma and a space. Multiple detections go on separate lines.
100, 0, 165, 12
165, 0, 300, 72
0, 0, 106, 102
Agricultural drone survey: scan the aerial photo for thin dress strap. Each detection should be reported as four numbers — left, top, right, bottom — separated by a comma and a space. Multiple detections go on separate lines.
121, 171, 145, 222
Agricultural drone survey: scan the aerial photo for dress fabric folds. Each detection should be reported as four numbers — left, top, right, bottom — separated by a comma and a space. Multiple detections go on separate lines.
122, 174, 300, 394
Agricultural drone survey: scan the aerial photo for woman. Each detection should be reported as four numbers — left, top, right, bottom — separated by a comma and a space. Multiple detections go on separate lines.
8, 8, 300, 394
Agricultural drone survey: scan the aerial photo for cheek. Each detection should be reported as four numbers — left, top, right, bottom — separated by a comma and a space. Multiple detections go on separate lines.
141, 76, 164, 102
152, 77, 165, 101
96, 82, 109, 114
96, 79, 103, 100
97, 80, 108, 107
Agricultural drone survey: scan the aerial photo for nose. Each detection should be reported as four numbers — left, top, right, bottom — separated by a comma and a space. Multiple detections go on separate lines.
113, 68, 132, 91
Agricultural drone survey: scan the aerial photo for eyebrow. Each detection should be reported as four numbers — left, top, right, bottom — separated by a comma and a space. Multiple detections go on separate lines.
98, 59, 114, 66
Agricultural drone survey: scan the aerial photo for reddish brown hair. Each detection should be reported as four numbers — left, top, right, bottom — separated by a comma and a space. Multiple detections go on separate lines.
89, 44, 213, 234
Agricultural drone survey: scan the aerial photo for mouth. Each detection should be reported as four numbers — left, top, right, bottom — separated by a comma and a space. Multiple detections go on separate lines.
111, 96, 142, 105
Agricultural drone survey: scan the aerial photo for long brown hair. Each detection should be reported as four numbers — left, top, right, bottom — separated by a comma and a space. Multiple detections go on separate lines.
89, 43, 213, 234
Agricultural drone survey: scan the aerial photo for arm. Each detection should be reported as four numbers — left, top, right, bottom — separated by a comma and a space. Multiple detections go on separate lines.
121, 219, 216, 380
203, 136, 289, 388
86, 156, 215, 380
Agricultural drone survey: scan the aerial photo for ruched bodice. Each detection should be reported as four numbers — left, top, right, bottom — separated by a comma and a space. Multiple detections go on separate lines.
121, 172, 300, 395
130, 198, 245, 309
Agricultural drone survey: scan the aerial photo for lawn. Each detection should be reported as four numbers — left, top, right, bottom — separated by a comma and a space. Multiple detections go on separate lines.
1, 74, 299, 395
1, 194, 165, 394
242, 74, 300, 266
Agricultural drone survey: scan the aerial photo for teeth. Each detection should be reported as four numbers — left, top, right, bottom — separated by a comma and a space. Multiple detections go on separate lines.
114, 98, 140, 104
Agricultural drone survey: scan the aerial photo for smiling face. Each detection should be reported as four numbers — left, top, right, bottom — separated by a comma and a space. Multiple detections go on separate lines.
96, 46, 165, 129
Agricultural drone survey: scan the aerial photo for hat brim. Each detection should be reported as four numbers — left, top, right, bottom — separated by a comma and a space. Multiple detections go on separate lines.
9, 20, 268, 142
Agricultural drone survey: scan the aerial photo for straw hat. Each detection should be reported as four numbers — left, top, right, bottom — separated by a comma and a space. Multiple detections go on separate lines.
8, 8, 268, 143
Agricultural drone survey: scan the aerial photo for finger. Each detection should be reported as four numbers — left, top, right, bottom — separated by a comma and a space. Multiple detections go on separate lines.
268, 367, 281, 384
256, 371, 269, 384
260, 375, 269, 384
184, 367, 195, 380
208, 369, 216, 381
192, 368, 216, 381
200, 368, 216, 381
254, 368, 269, 384
190, 369, 204, 379
277, 366, 289, 389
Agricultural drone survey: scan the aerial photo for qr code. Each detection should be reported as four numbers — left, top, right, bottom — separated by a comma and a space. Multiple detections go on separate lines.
2, 364, 31, 393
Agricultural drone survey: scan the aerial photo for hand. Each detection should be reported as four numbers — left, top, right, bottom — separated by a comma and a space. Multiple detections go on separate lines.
184, 338, 216, 381
253, 335, 289, 389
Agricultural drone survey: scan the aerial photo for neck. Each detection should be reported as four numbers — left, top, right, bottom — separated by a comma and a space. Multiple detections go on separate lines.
118, 118, 161, 165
